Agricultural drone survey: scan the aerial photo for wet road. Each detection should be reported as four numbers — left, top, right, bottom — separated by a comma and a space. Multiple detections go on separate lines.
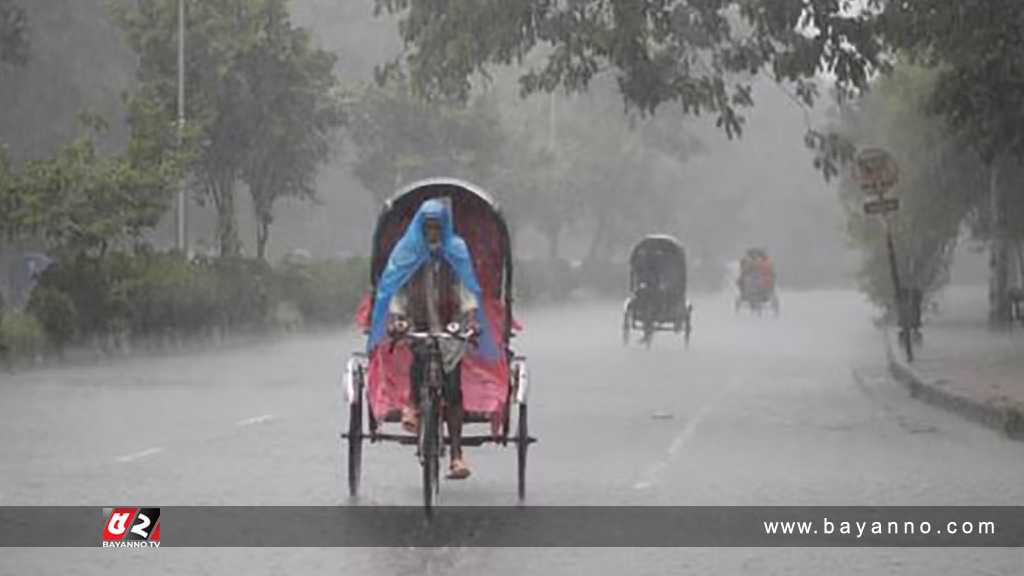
2, 290, 1023, 574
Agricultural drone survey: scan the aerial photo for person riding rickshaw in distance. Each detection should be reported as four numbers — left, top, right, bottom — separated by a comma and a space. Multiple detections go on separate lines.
366, 198, 496, 480
738, 248, 775, 295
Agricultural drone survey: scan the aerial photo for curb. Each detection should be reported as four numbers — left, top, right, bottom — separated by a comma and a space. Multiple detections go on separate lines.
884, 330, 1024, 440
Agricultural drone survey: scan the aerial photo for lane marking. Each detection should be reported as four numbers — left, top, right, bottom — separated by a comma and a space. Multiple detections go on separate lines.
116, 447, 163, 463
236, 414, 275, 427
633, 402, 714, 490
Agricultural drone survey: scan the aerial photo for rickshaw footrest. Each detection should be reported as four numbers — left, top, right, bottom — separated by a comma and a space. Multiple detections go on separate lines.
343, 432, 537, 447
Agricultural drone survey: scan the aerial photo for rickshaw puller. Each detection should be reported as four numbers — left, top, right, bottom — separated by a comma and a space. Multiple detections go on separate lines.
377, 200, 483, 480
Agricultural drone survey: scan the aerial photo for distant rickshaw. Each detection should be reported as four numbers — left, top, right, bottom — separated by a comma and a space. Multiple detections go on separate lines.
735, 247, 780, 316
622, 235, 693, 348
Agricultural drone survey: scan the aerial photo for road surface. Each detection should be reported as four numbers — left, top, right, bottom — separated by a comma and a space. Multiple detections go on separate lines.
2, 290, 1022, 574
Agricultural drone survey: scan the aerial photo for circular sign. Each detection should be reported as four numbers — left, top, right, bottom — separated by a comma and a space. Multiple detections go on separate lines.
854, 147, 899, 194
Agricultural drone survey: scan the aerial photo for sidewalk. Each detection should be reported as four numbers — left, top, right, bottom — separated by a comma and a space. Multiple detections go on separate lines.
886, 285, 1024, 439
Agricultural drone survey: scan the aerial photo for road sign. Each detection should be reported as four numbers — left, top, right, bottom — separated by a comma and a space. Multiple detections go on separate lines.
855, 148, 899, 193
863, 197, 900, 215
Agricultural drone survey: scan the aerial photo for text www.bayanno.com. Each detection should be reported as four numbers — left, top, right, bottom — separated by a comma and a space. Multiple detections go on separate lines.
763, 517, 997, 540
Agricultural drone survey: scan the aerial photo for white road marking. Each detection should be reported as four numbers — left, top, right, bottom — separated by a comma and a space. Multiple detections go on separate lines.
633, 402, 714, 490
633, 374, 740, 491
116, 447, 164, 463
236, 414, 275, 427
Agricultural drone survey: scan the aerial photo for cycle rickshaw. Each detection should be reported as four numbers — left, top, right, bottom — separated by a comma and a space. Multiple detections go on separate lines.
622, 235, 693, 348
735, 248, 780, 316
342, 178, 534, 516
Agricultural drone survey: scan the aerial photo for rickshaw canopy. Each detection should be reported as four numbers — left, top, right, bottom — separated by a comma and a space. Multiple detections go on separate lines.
629, 234, 688, 296
359, 178, 516, 426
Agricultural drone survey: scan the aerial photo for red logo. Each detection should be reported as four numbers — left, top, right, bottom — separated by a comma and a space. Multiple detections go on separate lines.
102, 508, 160, 548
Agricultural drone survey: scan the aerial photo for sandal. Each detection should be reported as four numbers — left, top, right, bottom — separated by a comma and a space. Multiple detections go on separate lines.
447, 458, 471, 480
400, 406, 419, 433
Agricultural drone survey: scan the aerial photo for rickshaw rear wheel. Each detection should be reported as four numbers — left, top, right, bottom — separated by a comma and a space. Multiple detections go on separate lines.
517, 403, 529, 501
642, 319, 654, 349
621, 304, 631, 346
347, 368, 364, 499
420, 392, 440, 518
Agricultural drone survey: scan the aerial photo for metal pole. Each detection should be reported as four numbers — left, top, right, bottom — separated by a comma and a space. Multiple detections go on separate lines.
176, 0, 187, 254
883, 212, 912, 362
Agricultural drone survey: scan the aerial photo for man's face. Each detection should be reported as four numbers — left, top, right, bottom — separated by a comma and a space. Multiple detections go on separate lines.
424, 217, 442, 246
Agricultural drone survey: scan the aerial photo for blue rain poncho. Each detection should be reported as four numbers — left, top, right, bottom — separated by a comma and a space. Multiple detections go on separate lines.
367, 199, 496, 358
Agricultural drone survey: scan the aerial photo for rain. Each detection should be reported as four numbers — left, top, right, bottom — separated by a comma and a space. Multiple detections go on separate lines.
1, 0, 1023, 573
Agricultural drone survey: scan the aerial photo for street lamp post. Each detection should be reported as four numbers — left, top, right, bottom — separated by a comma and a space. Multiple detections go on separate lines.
175, 0, 187, 255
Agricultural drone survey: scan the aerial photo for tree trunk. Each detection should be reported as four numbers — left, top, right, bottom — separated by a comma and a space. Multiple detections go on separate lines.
988, 160, 1011, 327
213, 176, 240, 258
256, 216, 270, 261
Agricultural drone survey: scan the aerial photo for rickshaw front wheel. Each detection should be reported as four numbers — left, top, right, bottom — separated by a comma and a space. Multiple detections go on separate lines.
347, 368, 364, 498
420, 392, 440, 518
517, 403, 529, 502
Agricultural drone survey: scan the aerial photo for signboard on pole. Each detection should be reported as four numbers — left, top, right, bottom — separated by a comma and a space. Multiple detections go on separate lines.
863, 197, 900, 215
855, 148, 900, 194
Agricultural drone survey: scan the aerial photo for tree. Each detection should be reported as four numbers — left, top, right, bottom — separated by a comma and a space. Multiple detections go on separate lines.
0, 117, 180, 257
0, 0, 28, 68
831, 66, 987, 313
373, 0, 886, 138
113, 0, 343, 258
493, 79, 703, 268
346, 73, 505, 203
880, 0, 1024, 325
237, 0, 346, 260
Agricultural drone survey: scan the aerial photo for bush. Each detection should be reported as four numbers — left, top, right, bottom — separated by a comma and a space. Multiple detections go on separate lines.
0, 310, 48, 361
210, 257, 275, 330
277, 257, 369, 325
23, 250, 369, 350
26, 286, 78, 352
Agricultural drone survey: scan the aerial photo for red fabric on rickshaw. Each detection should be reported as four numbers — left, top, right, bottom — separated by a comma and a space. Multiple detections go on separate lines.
361, 297, 511, 431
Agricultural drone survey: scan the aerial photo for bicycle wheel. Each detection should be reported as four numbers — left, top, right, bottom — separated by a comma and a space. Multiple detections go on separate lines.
517, 403, 529, 501
420, 392, 440, 519
622, 302, 631, 346
347, 367, 364, 498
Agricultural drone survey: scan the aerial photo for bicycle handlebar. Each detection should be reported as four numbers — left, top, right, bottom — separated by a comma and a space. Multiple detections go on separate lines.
387, 326, 477, 353
400, 330, 475, 342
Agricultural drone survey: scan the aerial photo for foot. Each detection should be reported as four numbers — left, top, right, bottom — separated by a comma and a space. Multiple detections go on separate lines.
400, 406, 419, 433
447, 457, 471, 480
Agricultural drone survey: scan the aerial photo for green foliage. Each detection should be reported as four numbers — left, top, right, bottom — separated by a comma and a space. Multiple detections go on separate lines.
237, 0, 346, 259
494, 83, 704, 266
111, 0, 346, 258
374, 0, 886, 138
882, 0, 1024, 163
834, 65, 987, 310
26, 286, 78, 352
22, 249, 366, 350
0, 126, 178, 255
0, 310, 47, 360
277, 258, 369, 324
